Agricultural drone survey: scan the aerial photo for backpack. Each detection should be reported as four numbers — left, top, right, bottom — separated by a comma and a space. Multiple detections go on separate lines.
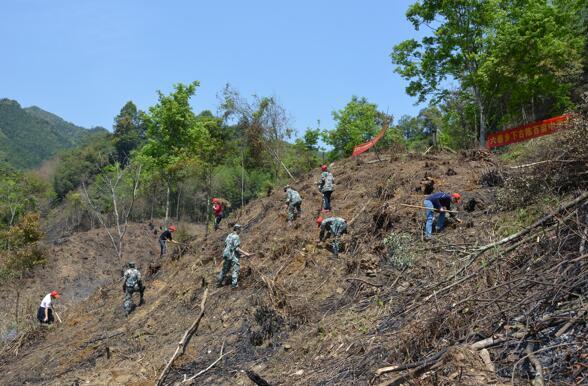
125, 269, 139, 289
323, 173, 334, 192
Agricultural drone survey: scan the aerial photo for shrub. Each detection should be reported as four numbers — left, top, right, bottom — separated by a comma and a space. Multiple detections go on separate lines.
383, 232, 414, 269
0, 213, 46, 279
497, 113, 588, 210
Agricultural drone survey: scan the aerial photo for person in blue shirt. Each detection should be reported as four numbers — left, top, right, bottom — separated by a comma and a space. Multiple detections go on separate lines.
424, 192, 462, 239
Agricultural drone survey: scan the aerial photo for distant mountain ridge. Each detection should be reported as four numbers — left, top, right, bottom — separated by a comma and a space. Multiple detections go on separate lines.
0, 98, 107, 169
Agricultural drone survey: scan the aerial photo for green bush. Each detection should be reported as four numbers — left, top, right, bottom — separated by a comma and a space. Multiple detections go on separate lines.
0, 213, 46, 279
383, 232, 414, 269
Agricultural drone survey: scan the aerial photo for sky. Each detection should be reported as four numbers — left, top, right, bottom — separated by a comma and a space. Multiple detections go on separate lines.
0, 0, 424, 137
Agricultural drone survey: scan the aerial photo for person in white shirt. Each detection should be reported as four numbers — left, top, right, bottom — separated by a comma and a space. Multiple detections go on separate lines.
37, 291, 60, 324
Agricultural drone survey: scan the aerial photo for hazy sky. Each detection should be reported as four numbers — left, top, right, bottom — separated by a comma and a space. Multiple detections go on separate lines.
1, 0, 424, 136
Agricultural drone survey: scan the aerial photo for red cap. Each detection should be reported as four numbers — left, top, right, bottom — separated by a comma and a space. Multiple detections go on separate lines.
168, 225, 177, 232
321, 165, 328, 171
316, 216, 324, 227
50, 291, 60, 298
211, 198, 219, 203
451, 193, 462, 201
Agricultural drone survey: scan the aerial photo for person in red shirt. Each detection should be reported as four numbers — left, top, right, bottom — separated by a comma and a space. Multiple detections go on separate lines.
212, 198, 223, 230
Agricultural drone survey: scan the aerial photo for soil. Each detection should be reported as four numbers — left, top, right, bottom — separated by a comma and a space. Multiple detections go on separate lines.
0, 149, 585, 385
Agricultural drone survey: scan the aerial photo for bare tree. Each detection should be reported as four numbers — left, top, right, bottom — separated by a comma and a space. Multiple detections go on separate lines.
219, 85, 294, 181
81, 162, 142, 261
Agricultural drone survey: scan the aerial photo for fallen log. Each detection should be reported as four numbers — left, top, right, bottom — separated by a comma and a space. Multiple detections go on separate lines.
448, 192, 588, 280
156, 288, 209, 386
470, 335, 507, 350
375, 348, 447, 376
526, 344, 545, 386
377, 360, 440, 386
348, 199, 373, 226
476, 191, 588, 253
246, 369, 273, 386
479, 349, 495, 373
555, 308, 587, 337
177, 342, 229, 385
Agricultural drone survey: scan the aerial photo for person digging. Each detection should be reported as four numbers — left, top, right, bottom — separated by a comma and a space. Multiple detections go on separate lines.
217, 224, 253, 289
284, 185, 302, 225
159, 225, 178, 258
316, 216, 348, 258
37, 290, 60, 325
423, 192, 462, 240
123, 262, 145, 316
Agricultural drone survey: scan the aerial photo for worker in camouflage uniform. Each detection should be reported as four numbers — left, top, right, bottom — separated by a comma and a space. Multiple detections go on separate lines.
318, 165, 334, 212
284, 185, 302, 224
123, 262, 145, 316
316, 216, 347, 257
217, 224, 253, 289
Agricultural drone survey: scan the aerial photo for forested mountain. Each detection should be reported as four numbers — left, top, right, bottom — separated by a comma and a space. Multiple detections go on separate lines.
0, 98, 106, 169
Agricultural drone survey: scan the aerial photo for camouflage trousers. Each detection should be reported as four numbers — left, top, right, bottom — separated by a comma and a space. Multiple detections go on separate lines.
330, 237, 342, 257
123, 285, 145, 315
288, 201, 302, 221
328, 223, 347, 257
218, 255, 240, 287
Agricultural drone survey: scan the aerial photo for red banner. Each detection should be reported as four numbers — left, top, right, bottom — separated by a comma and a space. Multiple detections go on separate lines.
351, 123, 389, 157
487, 114, 571, 149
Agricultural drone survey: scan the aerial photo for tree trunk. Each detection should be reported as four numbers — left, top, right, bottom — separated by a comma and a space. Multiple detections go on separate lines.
176, 186, 182, 223
15, 289, 20, 334
117, 238, 123, 260
474, 89, 486, 148
205, 171, 212, 238
165, 184, 170, 226
150, 186, 155, 222
241, 148, 245, 208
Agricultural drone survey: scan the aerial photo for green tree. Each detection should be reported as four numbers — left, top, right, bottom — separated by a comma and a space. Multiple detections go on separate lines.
479, 0, 585, 126
392, 0, 498, 147
417, 106, 443, 146
326, 96, 385, 158
53, 132, 115, 199
139, 81, 212, 223
288, 128, 323, 175
392, 0, 586, 146
0, 162, 51, 227
0, 213, 46, 279
113, 101, 146, 163
220, 86, 292, 174
396, 115, 422, 141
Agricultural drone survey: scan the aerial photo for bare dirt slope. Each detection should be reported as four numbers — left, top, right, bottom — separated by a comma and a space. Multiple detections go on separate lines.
0, 224, 165, 338
0, 149, 585, 385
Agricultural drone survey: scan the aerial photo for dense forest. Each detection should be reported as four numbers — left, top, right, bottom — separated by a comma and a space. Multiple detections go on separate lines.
0, 99, 107, 169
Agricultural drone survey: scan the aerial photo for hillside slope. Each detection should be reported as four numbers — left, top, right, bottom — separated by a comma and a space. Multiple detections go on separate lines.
0, 99, 106, 169
0, 149, 585, 385
0, 224, 169, 343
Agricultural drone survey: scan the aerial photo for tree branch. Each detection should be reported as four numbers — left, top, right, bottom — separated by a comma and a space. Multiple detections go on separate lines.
156, 289, 209, 386
177, 342, 230, 385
